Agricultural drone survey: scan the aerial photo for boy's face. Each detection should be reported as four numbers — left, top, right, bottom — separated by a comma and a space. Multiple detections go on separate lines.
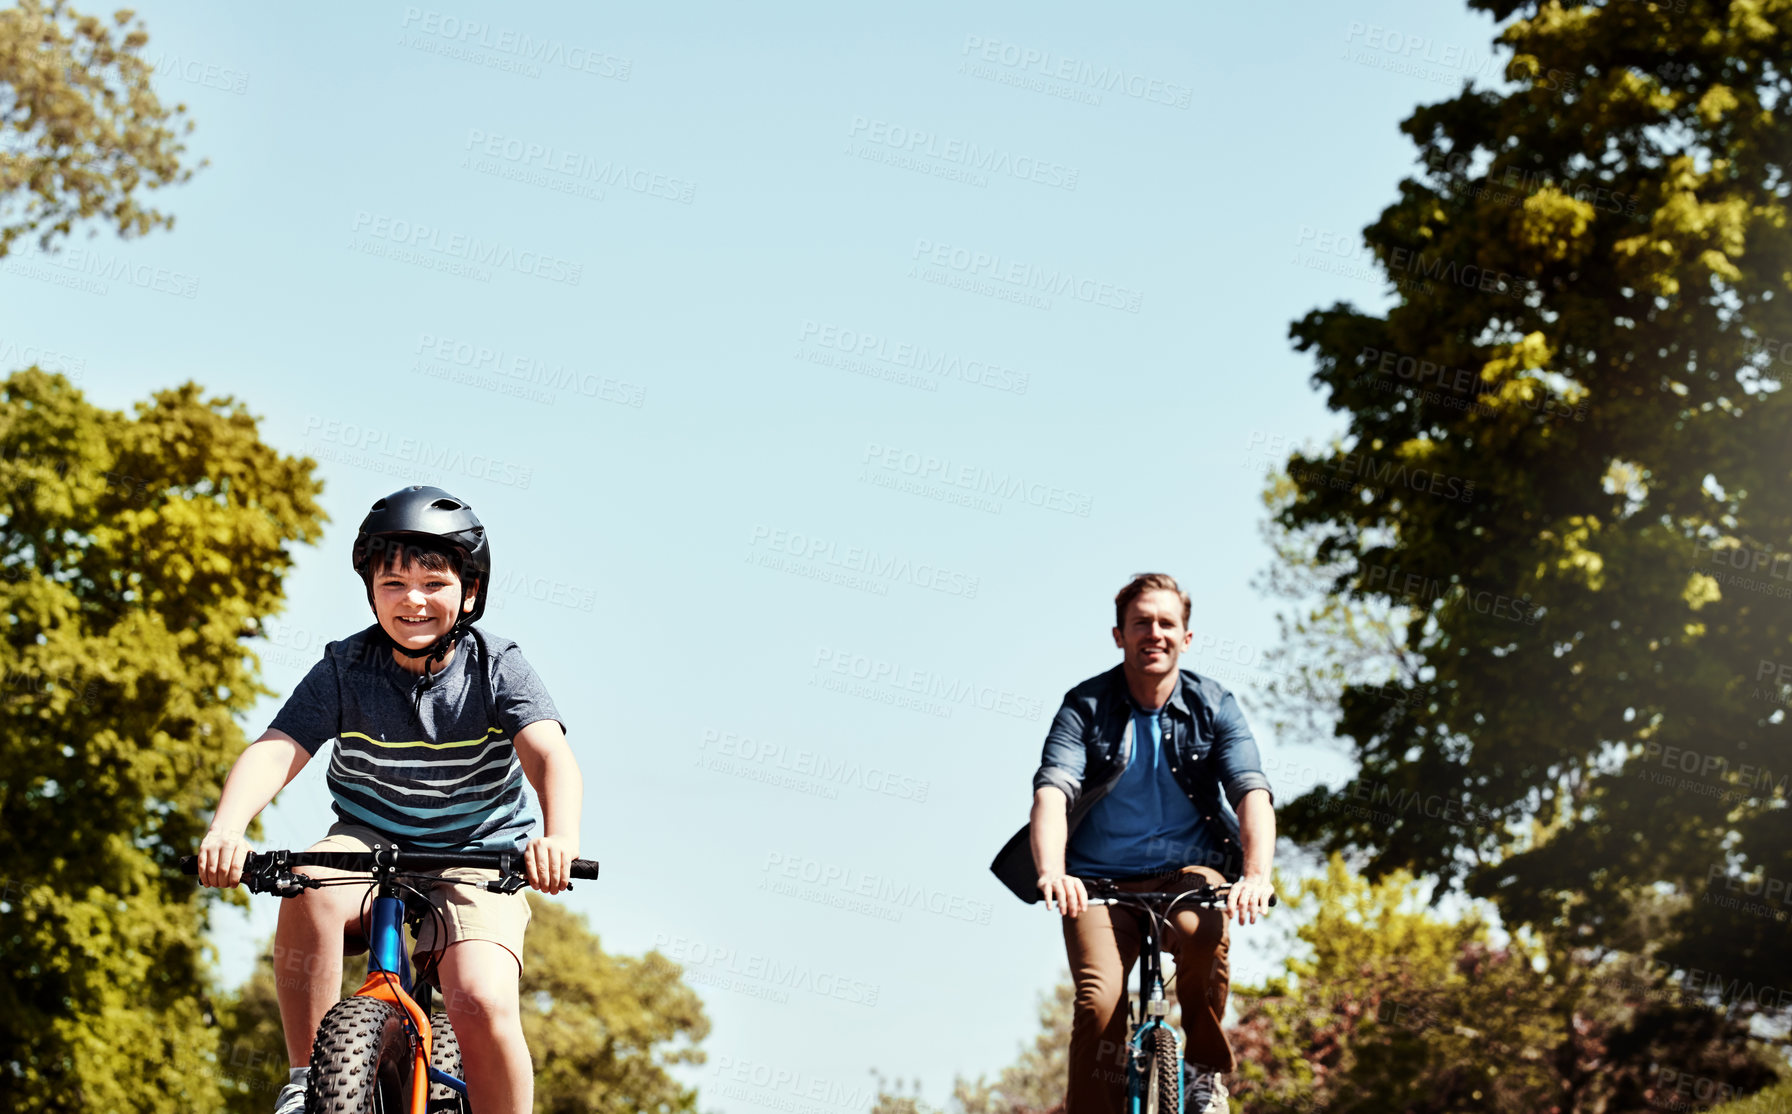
1112, 589, 1191, 678
371, 557, 476, 652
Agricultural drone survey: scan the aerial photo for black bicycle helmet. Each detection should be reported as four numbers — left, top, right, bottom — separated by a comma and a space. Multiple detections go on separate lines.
351, 485, 491, 662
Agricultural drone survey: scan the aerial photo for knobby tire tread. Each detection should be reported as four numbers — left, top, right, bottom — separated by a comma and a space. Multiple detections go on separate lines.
305, 996, 410, 1114
427, 1010, 470, 1113
1143, 1026, 1181, 1114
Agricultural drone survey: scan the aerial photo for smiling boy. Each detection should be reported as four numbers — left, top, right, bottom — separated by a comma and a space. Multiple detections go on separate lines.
196, 485, 582, 1114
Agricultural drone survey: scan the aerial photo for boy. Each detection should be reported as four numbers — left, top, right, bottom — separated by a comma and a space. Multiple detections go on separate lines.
196, 485, 583, 1114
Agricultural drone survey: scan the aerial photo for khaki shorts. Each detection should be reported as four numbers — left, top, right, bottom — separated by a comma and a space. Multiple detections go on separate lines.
304, 822, 531, 972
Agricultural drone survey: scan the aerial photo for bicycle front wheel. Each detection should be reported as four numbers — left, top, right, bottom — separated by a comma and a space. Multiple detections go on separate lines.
427, 1010, 470, 1113
1140, 1026, 1181, 1114
305, 996, 412, 1114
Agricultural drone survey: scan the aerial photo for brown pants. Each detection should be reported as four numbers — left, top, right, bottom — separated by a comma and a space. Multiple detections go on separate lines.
1063, 865, 1232, 1114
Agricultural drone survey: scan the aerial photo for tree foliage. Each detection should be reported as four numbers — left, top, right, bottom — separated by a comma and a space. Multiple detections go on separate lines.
0, 0, 201, 258
1228, 857, 1778, 1114
1270, 0, 1792, 1000
215, 896, 711, 1114
0, 369, 324, 1112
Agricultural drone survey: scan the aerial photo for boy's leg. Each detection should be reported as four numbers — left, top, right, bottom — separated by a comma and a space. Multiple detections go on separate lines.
438, 941, 531, 1114
1161, 866, 1235, 1073
273, 825, 381, 1068
416, 866, 533, 1114
1063, 898, 1142, 1114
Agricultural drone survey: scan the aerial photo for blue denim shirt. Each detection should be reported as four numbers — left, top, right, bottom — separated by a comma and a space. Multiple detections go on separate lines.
989, 665, 1273, 902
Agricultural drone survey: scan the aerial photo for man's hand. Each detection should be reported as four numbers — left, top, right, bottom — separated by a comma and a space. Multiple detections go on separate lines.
1038, 871, 1089, 918
1227, 874, 1275, 925
525, 835, 578, 894
197, 826, 253, 889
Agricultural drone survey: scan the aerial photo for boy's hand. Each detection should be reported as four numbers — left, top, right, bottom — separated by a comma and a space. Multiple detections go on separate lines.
525, 835, 579, 894
198, 826, 254, 888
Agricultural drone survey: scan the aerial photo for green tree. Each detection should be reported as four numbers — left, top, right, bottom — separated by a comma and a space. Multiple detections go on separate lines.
0, 369, 324, 1112
1269, 0, 1792, 1003
215, 895, 710, 1114
1228, 856, 1778, 1114
0, 0, 201, 258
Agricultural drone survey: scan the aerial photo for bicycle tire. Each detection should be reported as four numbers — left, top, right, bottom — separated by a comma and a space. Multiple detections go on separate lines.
427, 1010, 469, 1113
305, 996, 411, 1114
1140, 1026, 1181, 1114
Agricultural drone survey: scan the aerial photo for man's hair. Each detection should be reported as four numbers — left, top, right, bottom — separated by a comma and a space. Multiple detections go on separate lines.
360, 533, 470, 585
1114, 572, 1191, 630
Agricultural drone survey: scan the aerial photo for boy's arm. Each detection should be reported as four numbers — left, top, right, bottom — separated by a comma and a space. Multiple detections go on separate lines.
514, 718, 582, 894
197, 729, 310, 888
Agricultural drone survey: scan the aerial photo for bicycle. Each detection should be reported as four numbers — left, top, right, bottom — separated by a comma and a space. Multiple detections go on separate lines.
1081, 880, 1276, 1114
181, 845, 599, 1114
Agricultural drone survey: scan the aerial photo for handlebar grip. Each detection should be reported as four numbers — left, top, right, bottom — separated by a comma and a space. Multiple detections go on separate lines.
571, 858, 600, 880
178, 855, 198, 875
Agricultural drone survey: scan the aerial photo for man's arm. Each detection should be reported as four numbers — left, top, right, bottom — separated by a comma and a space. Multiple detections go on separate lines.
514, 718, 582, 894
1031, 786, 1089, 917
197, 729, 310, 888
1230, 787, 1276, 924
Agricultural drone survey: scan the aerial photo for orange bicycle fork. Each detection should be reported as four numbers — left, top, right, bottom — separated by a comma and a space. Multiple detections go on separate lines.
358, 888, 457, 1114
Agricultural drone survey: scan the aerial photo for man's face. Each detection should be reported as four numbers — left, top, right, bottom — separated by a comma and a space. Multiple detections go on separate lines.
1111, 589, 1191, 678
372, 557, 475, 653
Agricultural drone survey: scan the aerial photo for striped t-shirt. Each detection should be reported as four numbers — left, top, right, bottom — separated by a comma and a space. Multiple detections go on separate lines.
269, 625, 563, 851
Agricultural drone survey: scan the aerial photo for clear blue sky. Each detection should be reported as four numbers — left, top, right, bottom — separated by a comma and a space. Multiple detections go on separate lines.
2, 0, 1509, 1106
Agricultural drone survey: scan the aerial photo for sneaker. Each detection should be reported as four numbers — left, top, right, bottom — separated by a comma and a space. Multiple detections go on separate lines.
272, 1080, 307, 1114
1183, 1064, 1229, 1114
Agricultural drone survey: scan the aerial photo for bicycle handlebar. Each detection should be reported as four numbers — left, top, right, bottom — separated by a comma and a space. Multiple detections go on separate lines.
1083, 885, 1278, 910
178, 850, 600, 881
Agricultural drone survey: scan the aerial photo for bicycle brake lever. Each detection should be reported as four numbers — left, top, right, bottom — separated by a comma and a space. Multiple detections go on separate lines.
485, 874, 529, 895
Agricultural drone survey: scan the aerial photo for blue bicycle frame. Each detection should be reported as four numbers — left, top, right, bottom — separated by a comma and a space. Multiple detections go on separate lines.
365, 885, 466, 1098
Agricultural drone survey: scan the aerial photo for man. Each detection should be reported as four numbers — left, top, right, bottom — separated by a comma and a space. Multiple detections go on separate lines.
990, 573, 1276, 1114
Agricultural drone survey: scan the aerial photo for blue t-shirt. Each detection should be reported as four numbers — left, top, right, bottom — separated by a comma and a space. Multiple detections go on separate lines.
1065, 704, 1211, 877
269, 625, 563, 851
